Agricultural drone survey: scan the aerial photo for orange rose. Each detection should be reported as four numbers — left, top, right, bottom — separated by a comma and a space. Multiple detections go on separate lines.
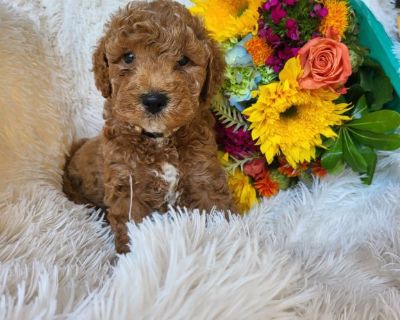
298, 37, 352, 91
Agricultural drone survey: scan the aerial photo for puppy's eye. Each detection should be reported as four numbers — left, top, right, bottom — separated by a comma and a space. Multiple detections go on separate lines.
177, 56, 190, 67
122, 52, 135, 64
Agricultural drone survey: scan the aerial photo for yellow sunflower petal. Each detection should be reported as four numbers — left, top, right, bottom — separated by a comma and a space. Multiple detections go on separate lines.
244, 62, 350, 167
278, 57, 302, 86
228, 169, 258, 213
190, 0, 263, 42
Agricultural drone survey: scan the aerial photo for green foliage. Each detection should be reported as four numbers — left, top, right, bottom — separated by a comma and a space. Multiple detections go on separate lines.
321, 58, 400, 184
351, 95, 368, 119
321, 132, 344, 172
346, 60, 393, 111
349, 129, 400, 150
342, 129, 368, 172
257, 66, 277, 85
224, 155, 256, 174
358, 146, 377, 185
321, 109, 400, 184
212, 93, 249, 131
346, 110, 400, 133
344, 7, 369, 73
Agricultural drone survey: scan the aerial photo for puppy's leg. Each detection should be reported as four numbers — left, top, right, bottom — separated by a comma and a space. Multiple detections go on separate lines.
103, 167, 152, 253
106, 198, 131, 254
63, 137, 105, 208
179, 153, 235, 214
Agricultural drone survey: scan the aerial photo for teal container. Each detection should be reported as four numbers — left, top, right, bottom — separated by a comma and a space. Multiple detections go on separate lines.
350, 0, 400, 98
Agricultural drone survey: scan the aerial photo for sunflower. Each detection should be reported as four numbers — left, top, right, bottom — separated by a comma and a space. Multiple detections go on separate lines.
218, 152, 258, 213
228, 168, 258, 213
319, 0, 349, 39
243, 57, 350, 167
190, 0, 263, 42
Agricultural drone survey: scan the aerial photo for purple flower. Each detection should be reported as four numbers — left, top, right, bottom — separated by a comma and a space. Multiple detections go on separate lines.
277, 45, 299, 61
310, 4, 328, 18
283, 0, 298, 6
285, 18, 299, 40
271, 4, 287, 24
267, 45, 300, 73
258, 18, 265, 30
266, 55, 283, 73
259, 27, 281, 47
262, 0, 279, 11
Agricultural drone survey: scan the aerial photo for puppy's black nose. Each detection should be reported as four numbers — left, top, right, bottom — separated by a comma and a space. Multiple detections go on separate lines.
141, 92, 169, 114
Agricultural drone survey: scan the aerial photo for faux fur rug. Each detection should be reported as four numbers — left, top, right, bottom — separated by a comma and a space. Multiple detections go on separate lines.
1, 1, 400, 319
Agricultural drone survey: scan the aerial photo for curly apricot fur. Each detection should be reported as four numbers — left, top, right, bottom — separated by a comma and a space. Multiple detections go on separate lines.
63, 0, 234, 253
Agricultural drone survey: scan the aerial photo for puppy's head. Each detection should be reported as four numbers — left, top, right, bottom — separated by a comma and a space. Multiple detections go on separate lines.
93, 0, 224, 136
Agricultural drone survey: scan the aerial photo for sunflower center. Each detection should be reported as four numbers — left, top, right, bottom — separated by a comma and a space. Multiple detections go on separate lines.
235, 0, 249, 17
280, 105, 298, 119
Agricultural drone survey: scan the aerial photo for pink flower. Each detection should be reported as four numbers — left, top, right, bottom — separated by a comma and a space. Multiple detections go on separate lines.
271, 4, 287, 24
263, 0, 279, 11
283, 0, 298, 6
285, 19, 299, 41
310, 4, 328, 18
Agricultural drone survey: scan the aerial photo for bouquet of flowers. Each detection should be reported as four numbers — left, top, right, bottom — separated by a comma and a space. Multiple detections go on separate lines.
191, 0, 400, 212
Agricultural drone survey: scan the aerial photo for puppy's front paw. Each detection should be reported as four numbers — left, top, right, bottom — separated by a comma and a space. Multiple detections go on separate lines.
115, 239, 130, 254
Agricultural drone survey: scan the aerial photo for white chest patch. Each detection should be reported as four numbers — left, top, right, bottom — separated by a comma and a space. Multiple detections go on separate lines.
160, 163, 180, 205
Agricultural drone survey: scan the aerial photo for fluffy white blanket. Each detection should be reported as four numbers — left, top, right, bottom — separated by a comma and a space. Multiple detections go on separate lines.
1, 1, 400, 319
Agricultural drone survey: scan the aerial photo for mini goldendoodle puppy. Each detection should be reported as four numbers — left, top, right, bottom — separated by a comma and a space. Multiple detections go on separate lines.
63, 0, 235, 253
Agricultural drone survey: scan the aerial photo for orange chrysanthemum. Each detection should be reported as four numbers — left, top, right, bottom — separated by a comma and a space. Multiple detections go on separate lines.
278, 158, 308, 177
311, 160, 328, 178
254, 172, 279, 198
245, 36, 273, 66
319, 0, 349, 40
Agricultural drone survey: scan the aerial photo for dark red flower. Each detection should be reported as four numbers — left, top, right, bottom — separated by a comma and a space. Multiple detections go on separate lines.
259, 27, 281, 47
244, 158, 266, 180
215, 119, 259, 159
312, 160, 328, 177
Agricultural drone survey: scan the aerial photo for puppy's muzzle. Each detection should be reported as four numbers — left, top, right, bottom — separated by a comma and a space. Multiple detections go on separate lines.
141, 92, 169, 114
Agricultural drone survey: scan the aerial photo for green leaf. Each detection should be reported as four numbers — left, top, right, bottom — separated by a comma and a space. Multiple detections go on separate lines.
358, 146, 377, 185
342, 129, 368, 172
211, 93, 249, 132
359, 65, 393, 110
321, 132, 343, 171
349, 129, 400, 150
346, 84, 365, 104
347, 110, 400, 133
351, 95, 368, 119
330, 160, 346, 174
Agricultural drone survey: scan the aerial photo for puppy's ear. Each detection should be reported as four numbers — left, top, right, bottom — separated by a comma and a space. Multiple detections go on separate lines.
200, 39, 225, 104
93, 37, 111, 98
